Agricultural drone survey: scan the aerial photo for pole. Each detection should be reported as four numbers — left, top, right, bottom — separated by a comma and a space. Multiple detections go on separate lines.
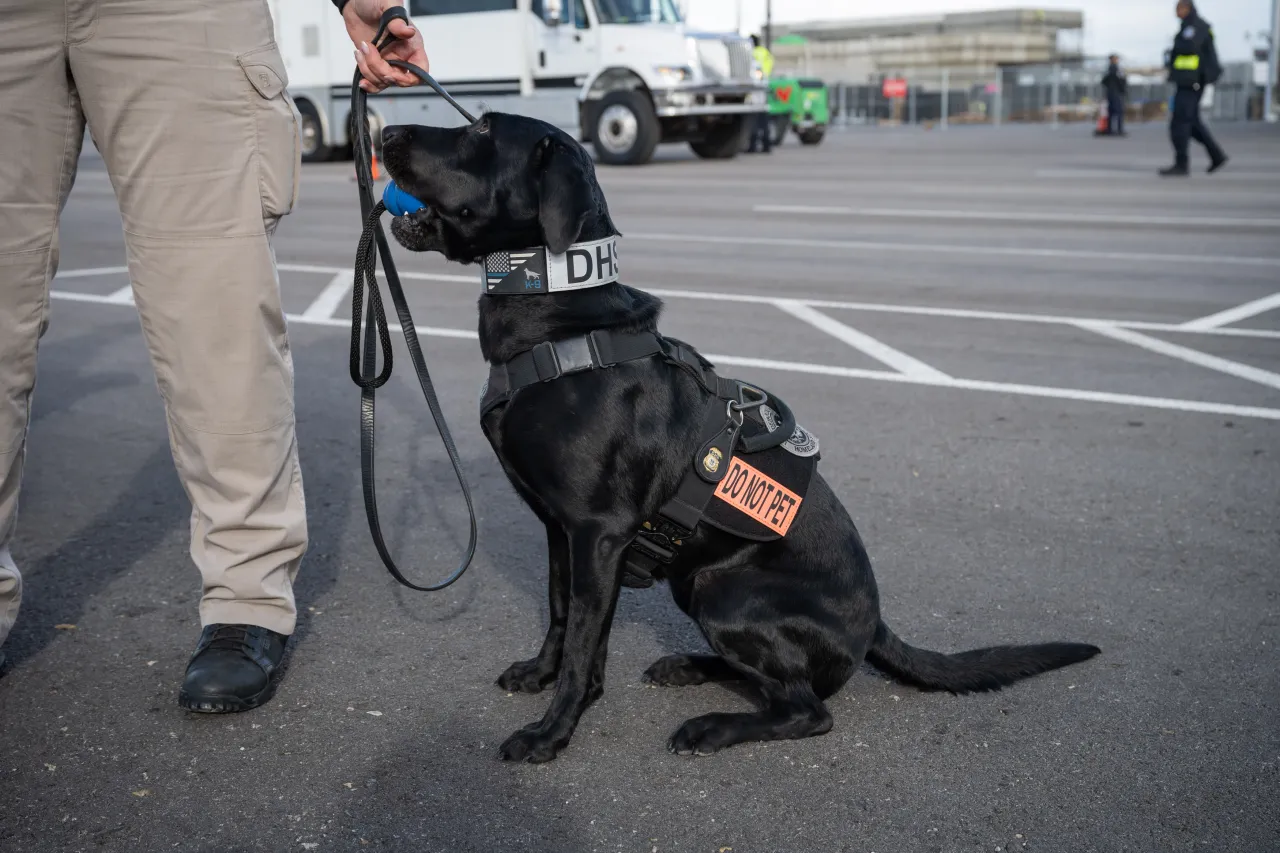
994, 69, 1003, 125
517, 0, 533, 96
1051, 63, 1061, 128
1267, 0, 1280, 122
765, 0, 772, 50
941, 68, 949, 129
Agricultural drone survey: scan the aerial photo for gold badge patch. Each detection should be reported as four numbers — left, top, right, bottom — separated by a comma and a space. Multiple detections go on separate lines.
702, 447, 723, 474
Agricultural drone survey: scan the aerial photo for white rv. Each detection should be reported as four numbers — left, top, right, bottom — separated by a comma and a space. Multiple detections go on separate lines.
266, 0, 766, 166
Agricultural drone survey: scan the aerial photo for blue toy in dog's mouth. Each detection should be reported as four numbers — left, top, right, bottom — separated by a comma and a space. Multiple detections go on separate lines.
382, 181, 426, 217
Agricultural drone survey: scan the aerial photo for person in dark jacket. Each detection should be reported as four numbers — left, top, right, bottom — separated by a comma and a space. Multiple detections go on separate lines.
1102, 54, 1127, 136
1161, 0, 1228, 176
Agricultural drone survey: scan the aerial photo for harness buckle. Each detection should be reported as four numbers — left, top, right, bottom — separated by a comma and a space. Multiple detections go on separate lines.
587, 329, 614, 367
630, 519, 687, 564
532, 336, 597, 382
530, 341, 561, 381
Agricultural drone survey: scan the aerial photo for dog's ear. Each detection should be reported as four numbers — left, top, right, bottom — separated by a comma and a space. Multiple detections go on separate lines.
536, 136, 594, 255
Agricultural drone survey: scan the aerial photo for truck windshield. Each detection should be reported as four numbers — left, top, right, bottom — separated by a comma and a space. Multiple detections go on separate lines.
594, 0, 682, 24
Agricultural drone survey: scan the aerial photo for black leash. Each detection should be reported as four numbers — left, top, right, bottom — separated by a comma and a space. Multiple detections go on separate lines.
349, 7, 478, 591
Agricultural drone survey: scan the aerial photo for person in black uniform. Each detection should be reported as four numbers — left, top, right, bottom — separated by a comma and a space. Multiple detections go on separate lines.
1161, 0, 1228, 176
1102, 54, 1127, 136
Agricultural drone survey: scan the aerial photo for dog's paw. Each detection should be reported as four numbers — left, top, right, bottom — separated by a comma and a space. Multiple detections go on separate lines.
642, 655, 709, 687
498, 724, 568, 763
496, 659, 556, 693
668, 714, 735, 757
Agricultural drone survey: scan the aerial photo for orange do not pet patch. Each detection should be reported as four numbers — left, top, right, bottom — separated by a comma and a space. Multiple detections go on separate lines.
712, 456, 803, 536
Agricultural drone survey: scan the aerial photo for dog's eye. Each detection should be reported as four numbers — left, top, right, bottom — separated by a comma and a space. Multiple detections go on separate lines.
459, 207, 473, 219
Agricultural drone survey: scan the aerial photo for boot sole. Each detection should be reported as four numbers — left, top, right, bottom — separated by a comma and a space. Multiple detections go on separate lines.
179, 678, 278, 714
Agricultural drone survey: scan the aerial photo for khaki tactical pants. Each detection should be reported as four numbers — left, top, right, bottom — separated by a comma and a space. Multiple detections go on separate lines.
0, 0, 309, 649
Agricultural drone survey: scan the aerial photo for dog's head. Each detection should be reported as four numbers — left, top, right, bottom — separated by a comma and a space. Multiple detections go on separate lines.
380, 113, 610, 261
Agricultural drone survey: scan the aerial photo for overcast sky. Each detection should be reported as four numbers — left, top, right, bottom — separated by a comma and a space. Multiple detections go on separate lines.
683, 1, 1274, 64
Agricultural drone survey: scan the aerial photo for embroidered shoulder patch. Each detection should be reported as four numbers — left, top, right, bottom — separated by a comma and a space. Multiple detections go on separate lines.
761, 405, 820, 458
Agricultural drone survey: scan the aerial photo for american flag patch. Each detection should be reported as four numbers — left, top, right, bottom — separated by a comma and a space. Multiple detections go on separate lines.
485, 251, 538, 287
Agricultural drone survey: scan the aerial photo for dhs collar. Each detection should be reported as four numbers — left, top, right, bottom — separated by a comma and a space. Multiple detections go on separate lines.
481, 236, 619, 296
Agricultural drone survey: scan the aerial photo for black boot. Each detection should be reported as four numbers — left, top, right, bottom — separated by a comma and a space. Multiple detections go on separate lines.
179, 623, 288, 713
1207, 154, 1229, 174
1159, 164, 1189, 177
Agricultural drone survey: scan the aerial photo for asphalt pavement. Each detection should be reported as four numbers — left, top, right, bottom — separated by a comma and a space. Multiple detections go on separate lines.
2, 120, 1279, 853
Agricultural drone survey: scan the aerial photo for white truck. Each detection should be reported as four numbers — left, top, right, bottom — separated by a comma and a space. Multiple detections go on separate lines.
266, 0, 767, 166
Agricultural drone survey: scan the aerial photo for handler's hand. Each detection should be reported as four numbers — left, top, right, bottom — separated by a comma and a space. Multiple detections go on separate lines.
343, 0, 429, 93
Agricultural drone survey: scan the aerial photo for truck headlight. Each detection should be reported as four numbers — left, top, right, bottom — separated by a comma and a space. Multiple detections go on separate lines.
747, 90, 767, 105
654, 65, 693, 85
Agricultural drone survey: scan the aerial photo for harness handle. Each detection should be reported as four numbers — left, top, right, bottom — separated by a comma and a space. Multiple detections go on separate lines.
738, 385, 798, 454
348, 7, 479, 592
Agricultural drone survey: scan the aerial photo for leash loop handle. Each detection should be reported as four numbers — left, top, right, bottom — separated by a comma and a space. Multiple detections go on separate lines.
348, 7, 479, 592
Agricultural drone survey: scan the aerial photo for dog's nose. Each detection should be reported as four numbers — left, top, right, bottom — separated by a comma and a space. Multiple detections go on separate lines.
382, 125, 411, 148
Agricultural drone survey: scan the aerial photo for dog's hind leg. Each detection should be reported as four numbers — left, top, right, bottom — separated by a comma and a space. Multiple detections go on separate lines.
664, 569, 869, 755
497, 524, 570, 694
668, 682, 832, 756
642, 654, 742, 687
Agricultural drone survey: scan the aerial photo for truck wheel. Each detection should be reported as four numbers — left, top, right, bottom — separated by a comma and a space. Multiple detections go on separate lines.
297, 100, 335, 163
690, 117, 748, 159
592, 91, 660, 166
799, 127, 826, 146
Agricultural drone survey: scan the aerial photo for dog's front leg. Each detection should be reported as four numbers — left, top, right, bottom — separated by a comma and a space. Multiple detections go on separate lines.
498, 526, 627, 763
496, 524, 569, 693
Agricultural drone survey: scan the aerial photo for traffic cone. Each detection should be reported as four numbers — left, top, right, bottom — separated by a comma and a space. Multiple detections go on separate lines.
371, 151, 380, 180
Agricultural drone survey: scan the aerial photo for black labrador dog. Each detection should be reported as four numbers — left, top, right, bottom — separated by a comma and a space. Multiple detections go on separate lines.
379, 113, 1100, 763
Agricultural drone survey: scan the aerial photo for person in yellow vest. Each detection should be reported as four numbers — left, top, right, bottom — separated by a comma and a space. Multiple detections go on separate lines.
1161, 0, 1227, 176
749, 34, 775, 153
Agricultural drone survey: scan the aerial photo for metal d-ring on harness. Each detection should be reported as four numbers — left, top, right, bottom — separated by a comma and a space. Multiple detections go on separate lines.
348, 7, 480, 591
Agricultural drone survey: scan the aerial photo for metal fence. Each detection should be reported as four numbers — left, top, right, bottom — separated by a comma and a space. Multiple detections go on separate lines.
820, 61, 1260, 129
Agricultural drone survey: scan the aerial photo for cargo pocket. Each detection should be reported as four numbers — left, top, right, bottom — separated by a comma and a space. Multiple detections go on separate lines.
237, 43, 301, 222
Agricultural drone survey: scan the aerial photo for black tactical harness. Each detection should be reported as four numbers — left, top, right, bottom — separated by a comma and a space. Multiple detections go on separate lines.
479, 329, 821, 589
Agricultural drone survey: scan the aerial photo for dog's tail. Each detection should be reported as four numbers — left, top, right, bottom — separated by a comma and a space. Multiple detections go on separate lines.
865, 621, 1100, 695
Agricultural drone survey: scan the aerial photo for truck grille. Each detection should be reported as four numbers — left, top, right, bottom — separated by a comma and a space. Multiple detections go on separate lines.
726, 40, 752, 81
696, 38, 753, 83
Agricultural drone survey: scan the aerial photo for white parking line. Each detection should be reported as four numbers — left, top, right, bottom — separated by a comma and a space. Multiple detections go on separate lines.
54, 266, 130, 279
280, 264, 1280, 340
279, 263, 473, 283
710, 355, 1280, 421
752, 204, 1280, 230
302, 271, 354, 320
105, 285, 133, 305
1035, 167, 1279, 182
626, 232, 1280, 270
1180, 292, 1280, 331
47, 286, 1280, 422
1076, 321, 1280, 392
773, 299, 950, 381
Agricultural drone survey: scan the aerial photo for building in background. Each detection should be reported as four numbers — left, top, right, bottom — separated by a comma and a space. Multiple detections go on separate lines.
756, 7, 1257, 127
770, 8, 1085, 83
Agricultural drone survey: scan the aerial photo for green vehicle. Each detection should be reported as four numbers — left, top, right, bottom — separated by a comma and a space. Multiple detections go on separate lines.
755, 34, 830, 147
766, 76, 831, 146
